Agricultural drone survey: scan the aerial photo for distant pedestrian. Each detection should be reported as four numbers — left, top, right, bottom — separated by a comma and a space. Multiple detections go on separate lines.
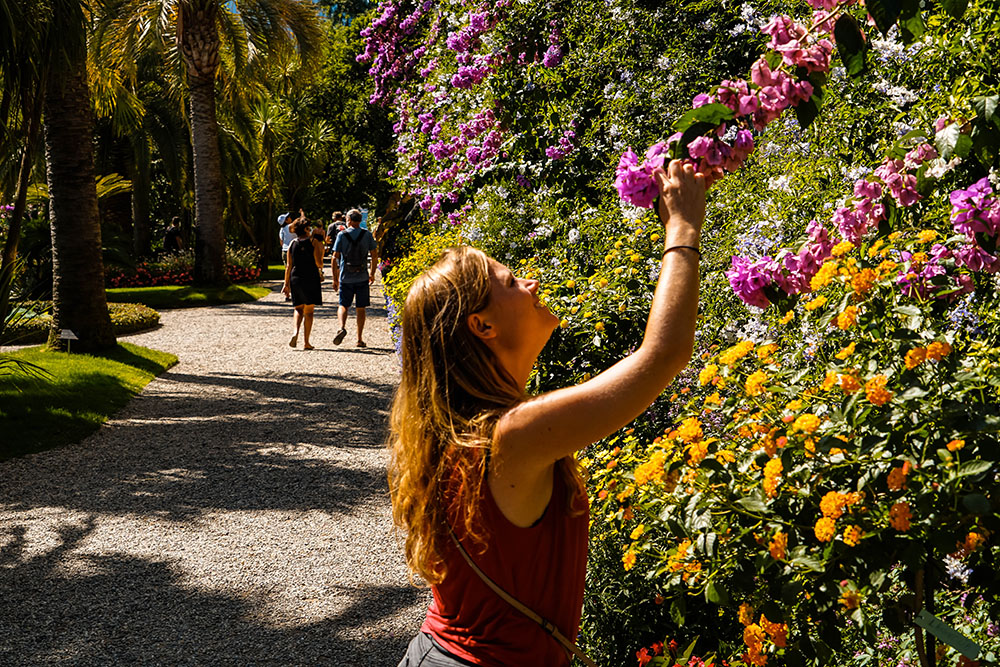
279, 210, 298, 266
326, 211, 346, 240
331, 209, 378, 347
282, 218, 325, 350
164, 217, 185, 254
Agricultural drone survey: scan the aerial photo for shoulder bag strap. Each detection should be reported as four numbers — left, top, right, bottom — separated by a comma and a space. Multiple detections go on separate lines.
446, 525, 599, 667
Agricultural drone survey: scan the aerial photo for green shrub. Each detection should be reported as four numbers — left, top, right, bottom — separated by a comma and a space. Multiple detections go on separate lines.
4, 302, 160, 345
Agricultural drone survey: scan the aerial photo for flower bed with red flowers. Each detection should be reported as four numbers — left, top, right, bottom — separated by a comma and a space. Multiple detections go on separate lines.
106, 248, 261, 288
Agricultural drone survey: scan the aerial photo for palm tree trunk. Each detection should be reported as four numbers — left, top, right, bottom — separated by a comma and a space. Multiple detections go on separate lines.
179, 0, 227, 285
42, 39, 116, 353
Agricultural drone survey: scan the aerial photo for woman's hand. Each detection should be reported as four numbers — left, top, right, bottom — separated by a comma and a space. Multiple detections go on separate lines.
281, 283, 291, 296
654, 160, 706, 244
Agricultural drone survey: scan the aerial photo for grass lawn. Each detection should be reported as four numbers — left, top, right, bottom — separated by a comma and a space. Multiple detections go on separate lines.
0, 342, 178, 460
106, 284, 271, 309
262, 263, 285, 281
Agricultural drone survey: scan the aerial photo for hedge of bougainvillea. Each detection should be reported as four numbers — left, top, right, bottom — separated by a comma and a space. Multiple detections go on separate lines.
368, 0, 1000, 663
105, 248, 261, 288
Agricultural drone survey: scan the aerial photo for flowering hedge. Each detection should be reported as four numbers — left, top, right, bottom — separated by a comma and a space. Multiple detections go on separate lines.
105, 247, 262, 287
371, 0, 1000, 663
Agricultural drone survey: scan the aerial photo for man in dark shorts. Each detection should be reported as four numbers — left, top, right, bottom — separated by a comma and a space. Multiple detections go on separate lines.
331, 209, 378, 347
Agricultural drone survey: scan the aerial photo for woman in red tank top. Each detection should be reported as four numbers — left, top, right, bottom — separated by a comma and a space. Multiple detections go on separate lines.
389, 161, 706, 666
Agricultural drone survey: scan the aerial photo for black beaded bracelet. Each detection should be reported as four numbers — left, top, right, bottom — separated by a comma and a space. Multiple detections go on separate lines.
663, 245, 701, 259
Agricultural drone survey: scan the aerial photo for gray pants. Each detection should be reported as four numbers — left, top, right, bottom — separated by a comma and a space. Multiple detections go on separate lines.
398, 633, 476, 667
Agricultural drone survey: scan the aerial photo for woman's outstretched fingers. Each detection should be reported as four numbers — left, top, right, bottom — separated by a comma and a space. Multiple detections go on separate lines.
661, 160, 707, 228
653, 167, 671, 228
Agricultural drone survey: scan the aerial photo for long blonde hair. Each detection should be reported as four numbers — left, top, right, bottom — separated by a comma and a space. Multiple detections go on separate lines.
388, 246, 587, 584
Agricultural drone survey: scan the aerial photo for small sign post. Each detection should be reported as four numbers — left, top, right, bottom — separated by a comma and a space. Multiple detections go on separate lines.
59, 329, 78, 353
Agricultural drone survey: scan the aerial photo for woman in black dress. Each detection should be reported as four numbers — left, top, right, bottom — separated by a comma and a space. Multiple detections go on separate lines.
282, 219, 324, 349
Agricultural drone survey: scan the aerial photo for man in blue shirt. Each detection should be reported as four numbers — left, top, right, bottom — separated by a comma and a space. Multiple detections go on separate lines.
331, 209, 378, 347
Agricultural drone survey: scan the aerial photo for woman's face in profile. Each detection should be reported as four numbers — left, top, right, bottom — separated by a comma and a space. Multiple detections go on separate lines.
480, 259, 559, 354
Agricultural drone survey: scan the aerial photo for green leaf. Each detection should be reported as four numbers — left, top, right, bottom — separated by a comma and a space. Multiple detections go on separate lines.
707, 581, 731, 606
962, 493, 991, 515
735, 496, 768, 513
790, 554, 825, 572
897, 0, 924, 42
899, 387, 928, 400
936, 123, 965, 160
973, 95, 999, 124
958, 460, 992, 477
833, 15, 868, 77
940, 0, 969, 18
673, 103, 734, 133
866, 0, 901, 34
794, 95, 821, 130
679, 636, 700, 663
670, 595, 686, 625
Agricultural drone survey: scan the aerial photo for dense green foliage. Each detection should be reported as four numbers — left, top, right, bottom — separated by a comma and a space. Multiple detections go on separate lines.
375, 0, 1000, 663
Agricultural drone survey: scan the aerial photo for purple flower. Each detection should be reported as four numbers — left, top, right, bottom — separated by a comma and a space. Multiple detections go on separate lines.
726, 255, 774, 308
953, 243, 1000, 273
542, 44, 562, 68
951, 177, 1000, 237
614, 148, 658, 208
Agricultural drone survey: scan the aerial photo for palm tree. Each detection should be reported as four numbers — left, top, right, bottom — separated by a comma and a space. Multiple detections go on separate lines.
175, 0, 323, 285
41, 0, 116, 352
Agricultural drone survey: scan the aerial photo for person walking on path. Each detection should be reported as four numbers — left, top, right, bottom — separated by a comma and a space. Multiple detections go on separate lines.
163, 217, 185, 254
326, 211, 346, 256
390, 160, 706, 666
279, 210, 300, 265
279, 210, 301, 302
282, 218, 325, 350
331, 209, 378, 348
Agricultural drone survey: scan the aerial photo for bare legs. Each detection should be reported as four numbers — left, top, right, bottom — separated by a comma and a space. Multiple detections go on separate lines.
336, 305, 367, 346
302, 304, 315, 349
356, 307, 366, 344
291, 304, 315, 349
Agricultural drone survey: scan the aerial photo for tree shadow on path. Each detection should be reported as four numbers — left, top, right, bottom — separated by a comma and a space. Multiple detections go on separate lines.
0, 370, 396, 519
0, 518, 422, 665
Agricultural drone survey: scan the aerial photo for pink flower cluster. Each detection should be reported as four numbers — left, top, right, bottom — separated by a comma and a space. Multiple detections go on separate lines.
542, 21, 563, 68
833, 145, 935, 243
895, 245, 973, 299
749, 58, 815, 130
545, 128, 577, 160
615, 11, 832, 205
615, 142, 669, 208
411, 105, 504, 222
358, 0, 436, 104
762, 15, 834, 73
951, 177, 1000, 273
832, 179, 885, 244
686, 129, 755, 184
726, 220, 834, 308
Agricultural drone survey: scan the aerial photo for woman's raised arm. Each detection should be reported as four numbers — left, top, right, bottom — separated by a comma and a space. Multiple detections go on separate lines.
495, 160, 706, 473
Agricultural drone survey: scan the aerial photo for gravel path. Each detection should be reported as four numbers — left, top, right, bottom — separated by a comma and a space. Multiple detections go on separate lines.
0, 280, 428, 665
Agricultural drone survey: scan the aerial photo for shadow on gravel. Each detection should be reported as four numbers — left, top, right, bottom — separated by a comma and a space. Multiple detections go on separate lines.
0, 371, 395, 518
0, 518, 422, 665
